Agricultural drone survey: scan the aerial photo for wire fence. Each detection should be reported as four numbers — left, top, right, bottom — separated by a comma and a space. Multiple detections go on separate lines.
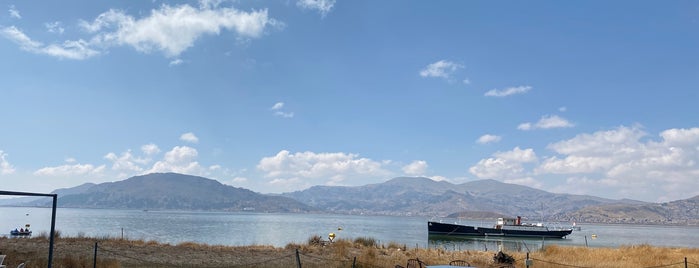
94, 243, 390, 268
525, 256, 699, 268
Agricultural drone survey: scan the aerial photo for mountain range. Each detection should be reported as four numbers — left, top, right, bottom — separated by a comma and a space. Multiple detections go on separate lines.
2, 173, 697, 224
13, 173, 315, 213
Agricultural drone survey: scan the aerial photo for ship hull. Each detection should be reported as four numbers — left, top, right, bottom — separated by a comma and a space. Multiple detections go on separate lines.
428, 221, 572, 239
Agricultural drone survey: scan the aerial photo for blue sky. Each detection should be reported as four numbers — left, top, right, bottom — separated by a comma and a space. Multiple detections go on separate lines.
1, 0, 698, 202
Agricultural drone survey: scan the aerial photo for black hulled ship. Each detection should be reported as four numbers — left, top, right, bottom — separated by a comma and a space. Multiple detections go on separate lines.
428, 216, 573, 239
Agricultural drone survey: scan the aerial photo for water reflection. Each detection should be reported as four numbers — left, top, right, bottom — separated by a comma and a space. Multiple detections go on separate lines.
428, 234, 553, 252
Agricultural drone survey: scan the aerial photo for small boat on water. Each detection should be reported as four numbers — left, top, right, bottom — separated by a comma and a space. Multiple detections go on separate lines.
428, 216, 573, 239
10, 224, 32, 236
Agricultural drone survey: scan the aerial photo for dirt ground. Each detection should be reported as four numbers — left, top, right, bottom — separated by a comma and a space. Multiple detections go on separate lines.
0, 236, 325, 267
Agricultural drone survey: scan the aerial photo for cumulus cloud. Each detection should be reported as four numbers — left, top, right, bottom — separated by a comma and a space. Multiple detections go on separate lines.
141, 143, 161, 155
469, 147, 538, 181
477, 134, 502, 144
537, 126, 699, 202
296, 0, 336, 17
8, 5, 21, 19
419, 60, 464, 80
34, 163, 106, 176
104, 150, 149, 173
0, 150, 16, 175
402, 160, 428, 176
180, 132, 199, 143
257, 150, 391, 191
484, 86, 531, 97
271, 102, 294, 118
0, 26, 99, 60
80, 4, 278, 57
2, 3, 280, 60
518, 115, 574, 130
147, 146, 204, 175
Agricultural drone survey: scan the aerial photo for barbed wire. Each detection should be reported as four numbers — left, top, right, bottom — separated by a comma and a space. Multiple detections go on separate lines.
530, 257, 593, 268
641, 262, 686, 268
227, 252, 296, 268
97, 245, 167, 267
529, 257, 695, 268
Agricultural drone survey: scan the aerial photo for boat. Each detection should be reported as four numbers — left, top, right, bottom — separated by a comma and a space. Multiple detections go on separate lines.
10, 224, 32, 236
428, 216, 573, 239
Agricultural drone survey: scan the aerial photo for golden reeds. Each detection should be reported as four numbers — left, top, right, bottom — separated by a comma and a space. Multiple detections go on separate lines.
0, 234, 697, 268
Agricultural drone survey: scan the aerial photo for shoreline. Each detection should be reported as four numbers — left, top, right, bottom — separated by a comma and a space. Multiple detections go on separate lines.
1, 234, 698, 268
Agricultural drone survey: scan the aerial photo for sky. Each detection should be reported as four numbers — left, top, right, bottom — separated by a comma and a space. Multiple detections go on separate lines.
1, 0, 698, 203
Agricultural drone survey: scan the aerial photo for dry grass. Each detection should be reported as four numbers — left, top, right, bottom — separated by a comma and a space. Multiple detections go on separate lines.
0, 235, 697, 268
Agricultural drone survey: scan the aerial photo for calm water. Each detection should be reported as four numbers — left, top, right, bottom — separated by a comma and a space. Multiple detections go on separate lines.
1, 207, 698, 250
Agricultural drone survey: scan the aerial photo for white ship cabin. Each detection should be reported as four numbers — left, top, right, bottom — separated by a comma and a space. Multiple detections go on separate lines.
495, 216, 548, 231
496, 216, 524, 227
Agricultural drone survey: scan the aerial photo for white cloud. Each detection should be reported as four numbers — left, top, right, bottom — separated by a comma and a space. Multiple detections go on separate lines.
34, 163, 106, 176
518, 115, 574, 130
484, 86, 532, 97
271, 102, 294, 118
296, 0, 336, 17
45, 21, 65, 34
257, 150, 392, 191
477, 134, 502, 144
80, 4, 278, 57
271, 102, 284, 110
231, 176, 248, 183
559, 106, 567, 112
462, 78, 471, 85
402, 160, 428, 176
104, 150, 150, 173
429, 175, 447, 182
65, 157, 77, 163
180, 132, 199, 143
419, 60, 464, 79
169, 58, 183, 66
2, 3, 280, 60
141, 143, 161, 155
469, 147, 537, 181
494, 147, 537, 163
0, 26, 99, 60
504, 177, 543, 189
537, 126, 699, 202
8, 5, 21, 19
274, 111, 294, 118
0, 151, 16, 175
146, 146, 204, 175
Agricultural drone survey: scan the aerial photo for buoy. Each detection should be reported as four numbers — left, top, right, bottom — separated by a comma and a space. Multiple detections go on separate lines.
328, 232, 336, 242
591, 234, 597, 239
337, 227, 343, 231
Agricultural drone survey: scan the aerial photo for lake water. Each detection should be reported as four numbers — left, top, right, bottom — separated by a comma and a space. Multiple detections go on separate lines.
1, 207, 698, 251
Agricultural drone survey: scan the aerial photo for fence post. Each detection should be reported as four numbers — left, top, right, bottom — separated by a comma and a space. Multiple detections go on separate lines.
526, 252, 530, 268
685, 257, 688, 268
584, 236, 588, 247
295, 248, 302, 268
352, 256, 356, 268
93, 242, 98, 268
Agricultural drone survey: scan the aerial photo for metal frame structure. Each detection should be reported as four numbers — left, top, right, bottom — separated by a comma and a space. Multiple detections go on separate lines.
0, 191, 57, 268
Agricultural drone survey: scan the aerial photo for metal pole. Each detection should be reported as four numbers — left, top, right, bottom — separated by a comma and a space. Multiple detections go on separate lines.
526, 252, 530, 268
93, 242, 98, 268
295, 248, 302, 268
48, 194, 57, 268
585, 236, 588, 247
